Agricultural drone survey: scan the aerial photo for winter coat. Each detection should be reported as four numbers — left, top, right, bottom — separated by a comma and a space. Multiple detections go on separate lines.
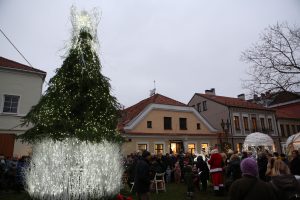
208, 153, 223, 173
196, 160, 209, 181
257, 155, 268, 181
270, 174, 300, 200
226, 159, 241, 181
229, 175, 277, 200
290, 156, 300, 176
134, 158, 150, 194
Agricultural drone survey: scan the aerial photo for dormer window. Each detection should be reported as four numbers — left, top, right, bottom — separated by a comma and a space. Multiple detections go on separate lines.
147, 121, 152, 128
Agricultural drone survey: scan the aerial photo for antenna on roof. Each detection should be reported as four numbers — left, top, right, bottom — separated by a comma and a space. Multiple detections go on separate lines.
149, 80, 156, 96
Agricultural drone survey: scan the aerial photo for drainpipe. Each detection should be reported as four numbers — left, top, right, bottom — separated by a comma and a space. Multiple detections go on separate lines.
228, 107, 234, 151
275, 116, 282, 153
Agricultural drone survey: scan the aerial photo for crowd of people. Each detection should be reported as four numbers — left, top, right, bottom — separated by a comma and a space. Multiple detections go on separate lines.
1, 149, 300, 200
125, 149, 300, 200
0, 155, 29, 192
227, 149, 300, 200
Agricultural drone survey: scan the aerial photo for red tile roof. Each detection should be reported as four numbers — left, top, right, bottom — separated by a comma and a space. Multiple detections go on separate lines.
275, 102, 300, 119
196, 93, 273, 111
118, 93, 186, 131
269, 91, 300, 106
0, 57, 46, 77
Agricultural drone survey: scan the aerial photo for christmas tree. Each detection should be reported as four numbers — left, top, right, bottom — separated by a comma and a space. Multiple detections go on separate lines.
21, 8, 123, 200
20, 12, 122, 144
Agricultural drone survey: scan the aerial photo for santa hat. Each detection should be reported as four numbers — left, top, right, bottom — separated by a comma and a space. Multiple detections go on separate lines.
211, 148, 219, 154
240, 158, 258, 177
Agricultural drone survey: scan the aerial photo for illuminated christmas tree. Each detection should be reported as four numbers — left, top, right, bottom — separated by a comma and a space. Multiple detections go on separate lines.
20, 7, 123, 200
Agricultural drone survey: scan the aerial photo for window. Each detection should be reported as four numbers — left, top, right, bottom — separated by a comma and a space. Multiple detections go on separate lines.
268, 118, 273, 131
291, 125, 296, 134
243, 117, 249, 131
164, 117, 172, 130
155, 144, 164, 154
147, 121, 152, 128
251, 117, 257, 132
197, 103, 201, 112
260, 118, 266, 131
236, 143, 243, 153
179, 118, 187, 130
188, 144, 195, 154
286, 125, 291, 136
234, 116, 240, 130
3, 95, 20, 113
201, 143, 208, 153
280, 124, 285, 137
197, 123, 201, 130
138, 144, 147, 152
297, 125, 300, 132
203, 101, 207, 111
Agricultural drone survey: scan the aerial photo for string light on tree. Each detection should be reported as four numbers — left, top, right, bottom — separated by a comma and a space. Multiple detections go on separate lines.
20, 7, 123, 200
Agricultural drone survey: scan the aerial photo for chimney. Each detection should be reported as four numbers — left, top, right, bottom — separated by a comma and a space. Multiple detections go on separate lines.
265, 90, 271, 98
253, 94, 258, 100
237, 94, 245, 100
205, 88, 215, 95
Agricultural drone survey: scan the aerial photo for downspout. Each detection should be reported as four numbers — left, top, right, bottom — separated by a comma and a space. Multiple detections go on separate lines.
228, 107, 234, 151
275, 115, 282, 153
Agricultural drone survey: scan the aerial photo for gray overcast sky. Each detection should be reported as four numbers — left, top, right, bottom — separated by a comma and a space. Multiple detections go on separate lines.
0, 0, 300, 107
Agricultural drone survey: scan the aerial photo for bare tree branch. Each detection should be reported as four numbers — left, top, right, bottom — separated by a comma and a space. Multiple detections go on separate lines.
241, 22, 300, 95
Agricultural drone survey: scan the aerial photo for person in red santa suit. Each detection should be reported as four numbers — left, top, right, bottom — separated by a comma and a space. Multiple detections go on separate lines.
208, 148, 224, 195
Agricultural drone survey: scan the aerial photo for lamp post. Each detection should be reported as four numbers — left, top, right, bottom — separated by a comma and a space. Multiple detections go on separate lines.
220, 119, 231, 151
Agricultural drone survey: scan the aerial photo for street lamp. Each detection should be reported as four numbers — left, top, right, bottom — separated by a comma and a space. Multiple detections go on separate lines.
220, 119, 231, 151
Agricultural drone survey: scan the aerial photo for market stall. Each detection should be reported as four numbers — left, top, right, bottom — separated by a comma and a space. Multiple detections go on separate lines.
285, 132, 300, 156
243, 132, 274, 156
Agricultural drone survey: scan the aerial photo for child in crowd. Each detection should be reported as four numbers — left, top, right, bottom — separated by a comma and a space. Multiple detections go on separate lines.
174, 161, 181, 184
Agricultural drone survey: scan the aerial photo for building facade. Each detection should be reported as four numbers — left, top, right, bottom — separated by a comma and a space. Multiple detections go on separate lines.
249, 91, 300, 151
119, 94, 218, 156
0, 57, 46, 158
188, 89, 280, 152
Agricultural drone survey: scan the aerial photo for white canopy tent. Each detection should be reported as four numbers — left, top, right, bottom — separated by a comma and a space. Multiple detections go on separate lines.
285, 132, 300, 155
243, 132, 275, 155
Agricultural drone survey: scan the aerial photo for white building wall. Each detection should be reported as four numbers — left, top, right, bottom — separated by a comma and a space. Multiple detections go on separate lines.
0, 68, 44, 157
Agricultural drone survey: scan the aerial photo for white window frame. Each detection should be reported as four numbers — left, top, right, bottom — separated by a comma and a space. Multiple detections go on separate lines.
186, 141, 197, 154
154, 141, 165, 155
201, 142, 209, 154
267, 116, 274, 131
233, 113, 241, 133
242, 114, 250, 134
1, 94, 21, 115
259, 117, 266, 130
136, 142, 149, 152
250, 114, 257, 132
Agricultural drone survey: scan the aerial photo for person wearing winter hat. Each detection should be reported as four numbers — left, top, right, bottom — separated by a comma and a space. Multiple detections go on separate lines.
229, 158, 277, 200
240, 157, 258, 177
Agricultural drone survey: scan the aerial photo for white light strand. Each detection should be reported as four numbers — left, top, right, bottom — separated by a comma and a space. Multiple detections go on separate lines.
26, 138, 123, 200
70, 6, 100, 53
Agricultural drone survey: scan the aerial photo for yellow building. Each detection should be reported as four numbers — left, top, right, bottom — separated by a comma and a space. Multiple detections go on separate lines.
119, 94, 218, 156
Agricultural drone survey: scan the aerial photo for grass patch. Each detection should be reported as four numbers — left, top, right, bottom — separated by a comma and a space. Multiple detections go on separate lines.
0, 183, 228, 200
